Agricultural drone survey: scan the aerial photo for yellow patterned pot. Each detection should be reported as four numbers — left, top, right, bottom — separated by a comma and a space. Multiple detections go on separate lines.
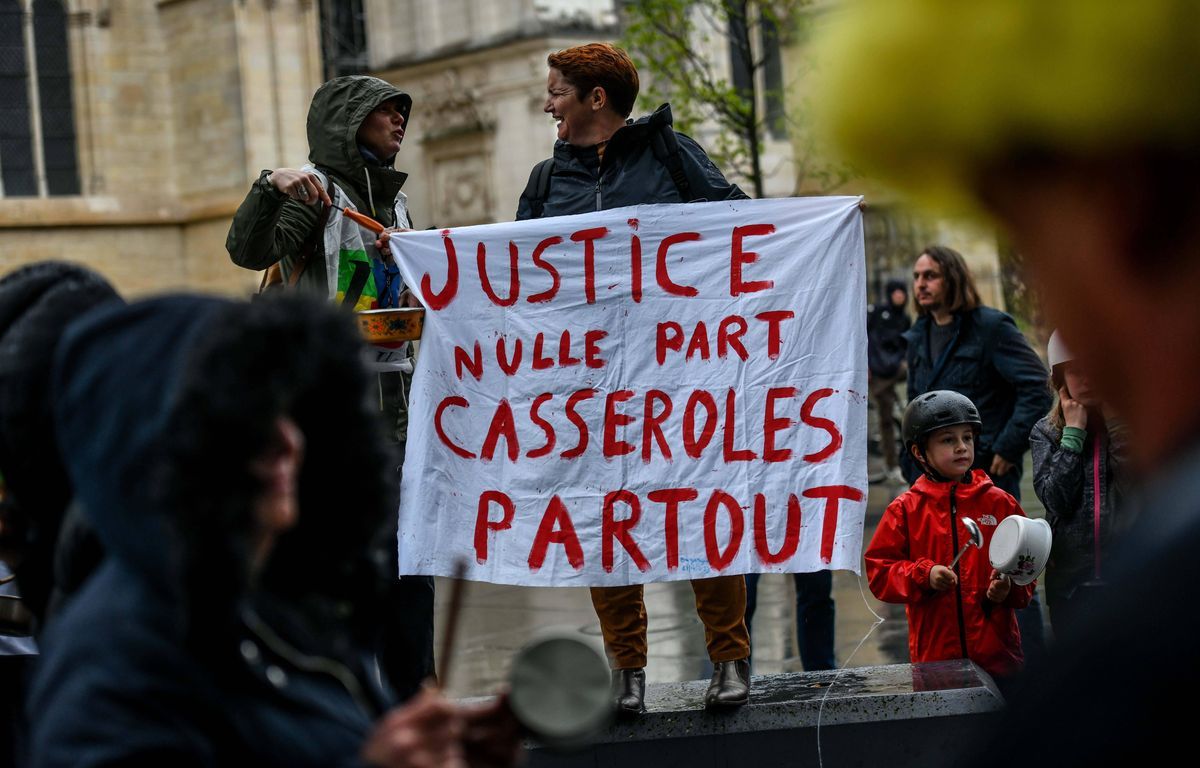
356, 308, 425, 344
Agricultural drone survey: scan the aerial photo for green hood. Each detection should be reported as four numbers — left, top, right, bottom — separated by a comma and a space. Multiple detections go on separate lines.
306, 76, 412, 216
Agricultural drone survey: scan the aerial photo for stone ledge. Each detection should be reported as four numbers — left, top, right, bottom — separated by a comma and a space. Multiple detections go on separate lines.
526, 660, 1003, 767
604, 660, 1001, 741
0, 194, 244, 229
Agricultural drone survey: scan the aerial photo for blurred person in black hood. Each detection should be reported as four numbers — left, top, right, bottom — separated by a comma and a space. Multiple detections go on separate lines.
27, 294, 518, 768
0, 262, 121, 768
867, 278, 911, 484
0, 262, 122, 623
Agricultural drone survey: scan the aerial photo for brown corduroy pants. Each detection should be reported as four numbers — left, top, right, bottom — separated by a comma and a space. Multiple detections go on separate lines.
589, 575, 750, 670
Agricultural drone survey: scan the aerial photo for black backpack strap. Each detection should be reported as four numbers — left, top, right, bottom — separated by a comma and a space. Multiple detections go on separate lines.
284, 175, 335, 287
341, 260, 372, 308
649, 124, 695, 203
522, 158, 555, 218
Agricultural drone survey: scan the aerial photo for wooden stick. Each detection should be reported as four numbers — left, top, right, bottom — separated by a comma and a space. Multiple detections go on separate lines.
437, 559, 469, 689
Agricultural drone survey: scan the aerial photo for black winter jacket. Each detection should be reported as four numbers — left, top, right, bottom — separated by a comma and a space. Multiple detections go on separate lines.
1030, 415, 1133, 594
0, 262, 121, 624
516, 104, 747, 219
867, 301, 911, 378
904, 306, 1051, 468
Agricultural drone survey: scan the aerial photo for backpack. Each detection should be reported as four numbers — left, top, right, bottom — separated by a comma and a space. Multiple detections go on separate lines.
522, 121, 695, 219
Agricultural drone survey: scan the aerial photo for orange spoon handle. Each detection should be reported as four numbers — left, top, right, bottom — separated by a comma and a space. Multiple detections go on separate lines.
342, 207, 385, 234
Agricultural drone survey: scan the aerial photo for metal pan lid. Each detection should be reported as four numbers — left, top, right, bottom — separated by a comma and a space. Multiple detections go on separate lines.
508, 630, 612, 749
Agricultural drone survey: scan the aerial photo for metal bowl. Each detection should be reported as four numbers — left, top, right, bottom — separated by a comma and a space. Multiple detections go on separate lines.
508, 631, 613, 750
989, 516, 1053, 586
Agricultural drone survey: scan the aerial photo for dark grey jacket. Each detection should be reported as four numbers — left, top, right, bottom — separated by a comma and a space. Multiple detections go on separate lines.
516, 104, 747, 219
905, 306, 1052, 466
1030, 415, 1132, 592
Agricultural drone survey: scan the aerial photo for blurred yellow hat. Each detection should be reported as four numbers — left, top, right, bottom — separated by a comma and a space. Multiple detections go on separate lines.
816, 0, 1200, 209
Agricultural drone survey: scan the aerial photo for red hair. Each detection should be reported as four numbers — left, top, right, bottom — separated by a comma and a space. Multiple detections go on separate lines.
547, 43, 639, 118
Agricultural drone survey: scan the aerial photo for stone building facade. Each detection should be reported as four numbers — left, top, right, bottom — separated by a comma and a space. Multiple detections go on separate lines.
369, 0, 617, 229
0, 0, 320, 297
0, 0, 1002, 308
370, 0, 799, 229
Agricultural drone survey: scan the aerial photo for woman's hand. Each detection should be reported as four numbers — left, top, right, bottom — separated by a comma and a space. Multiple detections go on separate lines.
362, 687, 466, 768
460, 692, 523, 768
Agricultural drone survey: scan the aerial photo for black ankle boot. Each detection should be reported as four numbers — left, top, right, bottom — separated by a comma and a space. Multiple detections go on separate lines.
704, 659, 750, 709
612, 668, 646, 715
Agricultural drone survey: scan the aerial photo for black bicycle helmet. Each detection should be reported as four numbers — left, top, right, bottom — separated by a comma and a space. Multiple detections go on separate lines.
901, 390, 982, 451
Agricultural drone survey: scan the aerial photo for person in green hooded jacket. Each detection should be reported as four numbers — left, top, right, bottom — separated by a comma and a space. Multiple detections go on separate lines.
226, 75, 433, 702
227, 75, 412, 299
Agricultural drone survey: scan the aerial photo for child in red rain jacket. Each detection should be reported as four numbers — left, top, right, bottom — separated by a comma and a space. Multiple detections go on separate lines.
866, 390, 1035, 688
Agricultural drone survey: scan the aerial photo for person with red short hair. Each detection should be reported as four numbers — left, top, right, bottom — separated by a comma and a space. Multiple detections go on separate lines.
517, 42, 751, 715
517, 42, 747, 219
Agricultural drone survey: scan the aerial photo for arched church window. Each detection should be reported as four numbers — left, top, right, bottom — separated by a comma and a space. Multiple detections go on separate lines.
0, 0, 80, 198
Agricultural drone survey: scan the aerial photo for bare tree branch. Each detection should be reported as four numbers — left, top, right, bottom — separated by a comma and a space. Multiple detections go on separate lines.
621, 0, 850, 197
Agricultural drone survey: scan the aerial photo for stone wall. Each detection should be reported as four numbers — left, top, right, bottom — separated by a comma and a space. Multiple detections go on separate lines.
366, 0, 615, 71
0, 0, 319, 298
378, 37, 584, 230
371, 0, 800, 229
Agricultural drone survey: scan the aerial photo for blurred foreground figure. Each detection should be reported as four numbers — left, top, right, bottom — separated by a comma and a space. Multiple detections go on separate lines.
0, 263, 121, 768
822, 0, 1200, 762
0, 262, 121, 623
27, 295, 518, 768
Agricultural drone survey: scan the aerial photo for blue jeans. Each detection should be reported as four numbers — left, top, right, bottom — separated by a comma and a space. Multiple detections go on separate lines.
745, 571, 836, 671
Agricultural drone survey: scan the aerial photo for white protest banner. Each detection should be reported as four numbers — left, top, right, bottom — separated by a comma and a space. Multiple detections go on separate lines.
390, 197, 866, 586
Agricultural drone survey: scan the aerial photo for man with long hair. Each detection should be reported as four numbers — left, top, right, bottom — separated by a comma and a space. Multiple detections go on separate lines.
904, 245, 1051, 499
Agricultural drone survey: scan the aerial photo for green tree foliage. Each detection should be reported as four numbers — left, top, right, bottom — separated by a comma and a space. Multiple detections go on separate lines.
620, 0, 839, 197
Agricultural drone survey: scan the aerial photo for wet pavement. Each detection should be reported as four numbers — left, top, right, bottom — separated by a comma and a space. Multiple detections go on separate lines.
435, 450, 1047, 700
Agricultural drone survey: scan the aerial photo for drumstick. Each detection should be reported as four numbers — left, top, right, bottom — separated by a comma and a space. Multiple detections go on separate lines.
437, 559, 469, 689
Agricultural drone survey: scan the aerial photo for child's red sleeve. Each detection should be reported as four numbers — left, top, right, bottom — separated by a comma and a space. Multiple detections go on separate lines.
865, 499, 936, 604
